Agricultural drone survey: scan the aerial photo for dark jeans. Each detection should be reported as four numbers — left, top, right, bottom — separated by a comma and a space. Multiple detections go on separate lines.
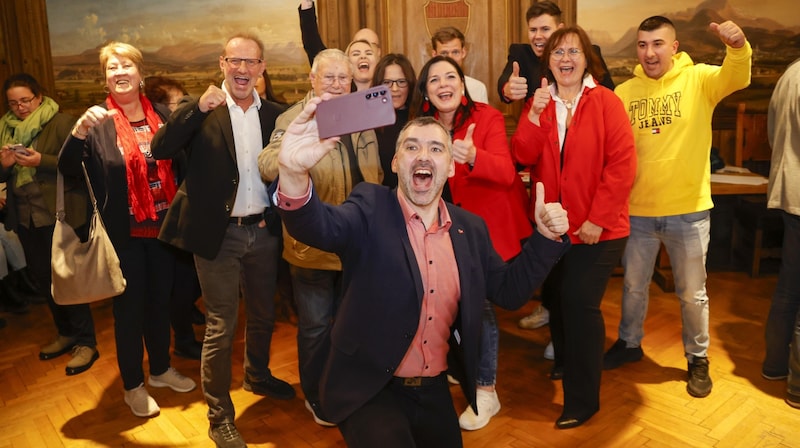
170, 247, 202, 346
338, 374, 462, 448
547, 237, 627, 418
194, 222, 280, 424
19, 224, 96, 347
290, 265, 342, 404
114, 237, 175, 390
764, 211, 800, 386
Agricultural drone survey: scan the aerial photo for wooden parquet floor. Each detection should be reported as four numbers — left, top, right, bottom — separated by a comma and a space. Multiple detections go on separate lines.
1, 271, 798, 447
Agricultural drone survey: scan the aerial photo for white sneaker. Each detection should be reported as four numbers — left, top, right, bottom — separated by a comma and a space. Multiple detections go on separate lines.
124, 383, 160, 417
544, 341, 555, 360
458, 389, 501, 430
148, 367, 196, 393
305, 400, 336, 427
518, 305, 549, 329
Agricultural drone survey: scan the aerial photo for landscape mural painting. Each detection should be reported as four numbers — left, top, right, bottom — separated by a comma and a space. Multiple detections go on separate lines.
46, 0, 312, 116
580, 0, 800, 113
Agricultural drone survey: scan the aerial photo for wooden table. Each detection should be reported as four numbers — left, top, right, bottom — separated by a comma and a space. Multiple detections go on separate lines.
652, 172, 768, 292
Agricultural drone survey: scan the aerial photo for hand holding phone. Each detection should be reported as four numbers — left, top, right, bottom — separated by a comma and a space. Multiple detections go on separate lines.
10, 144, 31, 155
316, 85, 396, 139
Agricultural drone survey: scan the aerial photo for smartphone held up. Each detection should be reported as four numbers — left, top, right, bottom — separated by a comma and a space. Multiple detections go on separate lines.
316, 85, 396, 139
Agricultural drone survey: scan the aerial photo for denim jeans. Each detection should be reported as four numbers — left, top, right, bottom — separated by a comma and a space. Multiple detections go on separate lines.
477, 300, 499, 386
620, 212, 710, 360
289, 265, 342, 404
764, 211, 800, 380
194, 222, 280, 424
0, 229, 27, 276
114, 238, 175, 390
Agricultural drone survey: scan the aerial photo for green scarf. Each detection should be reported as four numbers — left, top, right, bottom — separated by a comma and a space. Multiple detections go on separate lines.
0, 96, 59, 187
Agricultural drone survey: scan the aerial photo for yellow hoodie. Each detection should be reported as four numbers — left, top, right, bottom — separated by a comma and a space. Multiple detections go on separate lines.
614, 43, 752, 217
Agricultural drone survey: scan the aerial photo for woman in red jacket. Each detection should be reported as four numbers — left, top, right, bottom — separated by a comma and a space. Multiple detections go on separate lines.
414, 55, 532, 430
512, 26, 636, 429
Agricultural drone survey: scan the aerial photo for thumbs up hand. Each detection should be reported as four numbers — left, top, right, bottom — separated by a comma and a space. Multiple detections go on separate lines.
530, 77, 552, 117
452, 123, 477, 165
503, 61, 528, 101
534, 182, 568, 241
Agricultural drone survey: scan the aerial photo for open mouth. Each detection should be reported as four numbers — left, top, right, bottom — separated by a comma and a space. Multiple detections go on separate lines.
413, 167, 433, 188
437, 92, 453, 101
358, 62, 370, 71
234, 75, 250, 86
558, 66, 575, 74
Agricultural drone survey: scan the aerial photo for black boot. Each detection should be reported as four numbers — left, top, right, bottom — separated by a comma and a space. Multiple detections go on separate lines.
0, 277, 30, 314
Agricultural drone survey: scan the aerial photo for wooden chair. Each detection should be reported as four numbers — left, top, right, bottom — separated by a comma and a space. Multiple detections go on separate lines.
730, 103, 783, 276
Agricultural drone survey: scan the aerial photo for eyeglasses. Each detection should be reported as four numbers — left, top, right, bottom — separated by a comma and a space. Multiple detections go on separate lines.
382, 79, 409, 88
223, 57, 263, 68
8, 97, 35, 109
320, 75, 352, 87
550, 48, 583, 60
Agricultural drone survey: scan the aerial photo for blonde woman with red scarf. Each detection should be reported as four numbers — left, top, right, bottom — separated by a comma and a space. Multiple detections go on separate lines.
58, 42, 196, 418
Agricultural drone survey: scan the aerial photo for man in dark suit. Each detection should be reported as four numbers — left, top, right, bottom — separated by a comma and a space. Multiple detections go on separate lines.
273, 99, 571, 447
151, 33, 293, 448
497, 1, 613, 104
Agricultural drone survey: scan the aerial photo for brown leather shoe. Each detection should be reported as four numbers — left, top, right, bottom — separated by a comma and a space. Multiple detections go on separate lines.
39, 335, 77, 360
65, 346, 99, 376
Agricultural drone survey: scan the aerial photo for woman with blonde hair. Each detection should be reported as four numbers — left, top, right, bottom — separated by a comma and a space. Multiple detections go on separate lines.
59, 41, 195, 418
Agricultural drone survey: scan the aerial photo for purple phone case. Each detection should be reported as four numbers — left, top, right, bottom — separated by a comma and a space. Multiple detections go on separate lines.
316, 85, 396, 139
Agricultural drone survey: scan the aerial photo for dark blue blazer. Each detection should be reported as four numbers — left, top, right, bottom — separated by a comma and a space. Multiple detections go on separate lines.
277, 182, 570, 423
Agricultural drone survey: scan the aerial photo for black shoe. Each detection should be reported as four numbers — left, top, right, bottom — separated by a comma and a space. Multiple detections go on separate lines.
174, 340, 202, 360
687, 356, 712, 398
191, 305, 206, 325
603, 338, 643, 370
550, 365, 564, 380
243, 375, 295, 400
209, 422, 246, 448
786, 394, 800, 409
555, 409, 597, 429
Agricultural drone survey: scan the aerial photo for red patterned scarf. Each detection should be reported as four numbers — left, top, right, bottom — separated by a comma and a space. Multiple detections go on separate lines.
106, 94, 177, 222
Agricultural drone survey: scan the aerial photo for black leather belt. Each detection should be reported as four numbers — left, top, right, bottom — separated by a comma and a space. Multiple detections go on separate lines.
391, 374, 444, 387
228, 211, 264, 226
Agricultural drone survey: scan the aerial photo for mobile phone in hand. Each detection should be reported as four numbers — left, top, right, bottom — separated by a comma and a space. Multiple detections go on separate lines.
316, 85, 396, 139
10, 144, 31, 155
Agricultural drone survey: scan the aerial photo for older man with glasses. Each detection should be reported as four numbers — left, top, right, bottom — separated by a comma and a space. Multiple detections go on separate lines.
259, 48, 382, 427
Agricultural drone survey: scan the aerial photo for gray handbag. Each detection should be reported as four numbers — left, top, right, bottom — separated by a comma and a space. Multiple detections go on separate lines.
51, 162, 126, 304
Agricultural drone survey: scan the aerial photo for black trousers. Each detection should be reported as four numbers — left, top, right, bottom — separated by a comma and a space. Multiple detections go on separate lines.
338, 374, 462, 448
169, 247, 201, 345
545, 237, 627, 418
18, 224, 96, 347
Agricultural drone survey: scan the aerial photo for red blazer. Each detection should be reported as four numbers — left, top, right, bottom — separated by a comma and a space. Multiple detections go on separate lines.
511, 85, 636, 245
446, 103, 532, 261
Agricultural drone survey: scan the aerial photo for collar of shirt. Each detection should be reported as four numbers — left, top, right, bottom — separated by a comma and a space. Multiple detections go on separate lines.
221, 82, 262, 111
396, 189, 453, 232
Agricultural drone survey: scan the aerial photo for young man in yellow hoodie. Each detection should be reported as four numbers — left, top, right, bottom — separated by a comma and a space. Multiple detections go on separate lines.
604, 16, 751, 398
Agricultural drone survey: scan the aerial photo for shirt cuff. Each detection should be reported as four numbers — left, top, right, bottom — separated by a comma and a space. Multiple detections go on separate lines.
274, 179, 313, 210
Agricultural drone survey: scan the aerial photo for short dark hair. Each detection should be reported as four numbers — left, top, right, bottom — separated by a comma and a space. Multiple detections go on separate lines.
3, 73, 44, 100
526, 1, 562, 23
144, 76, 188, 105
372, 53, 417, 109
396, 116, 452, 155
638, 15, 675, 33
541, 26, 607, 83
431, 26, 465, 50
